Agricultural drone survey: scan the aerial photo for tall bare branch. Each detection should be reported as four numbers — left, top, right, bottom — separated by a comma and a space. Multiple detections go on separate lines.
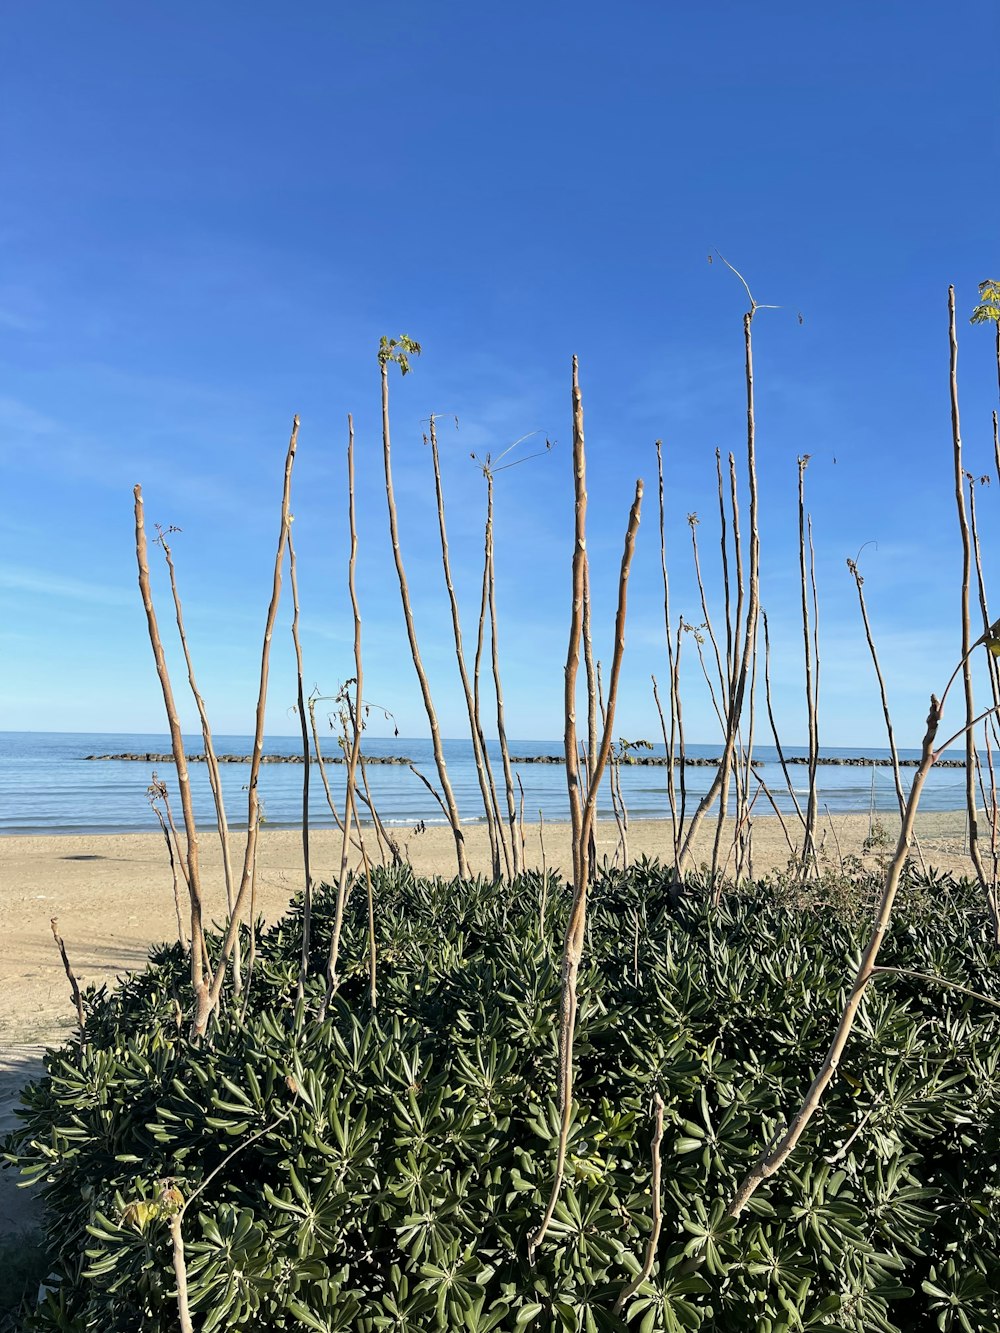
378, 338, 469, 878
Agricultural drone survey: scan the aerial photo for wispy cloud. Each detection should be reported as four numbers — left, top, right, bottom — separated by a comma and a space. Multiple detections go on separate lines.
0, 566, 135, 607
0, 395, 60, 440
0, 307, 38, 332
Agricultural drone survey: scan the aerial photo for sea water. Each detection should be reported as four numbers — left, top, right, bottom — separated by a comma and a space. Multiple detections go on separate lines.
0, 731, 972, 836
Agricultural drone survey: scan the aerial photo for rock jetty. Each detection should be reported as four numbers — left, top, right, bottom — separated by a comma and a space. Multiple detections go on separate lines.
508, 754, 966, 769
84, 752, 966, 768
83, 753, 411, 765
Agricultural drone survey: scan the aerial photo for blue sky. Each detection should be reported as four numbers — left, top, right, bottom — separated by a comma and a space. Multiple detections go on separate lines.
1, 2, 998, 748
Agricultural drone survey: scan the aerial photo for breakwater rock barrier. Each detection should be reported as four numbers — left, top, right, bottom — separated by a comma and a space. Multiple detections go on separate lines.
509, 754, 966, 768
84, 752, 967, 769
84, 753, 412, 765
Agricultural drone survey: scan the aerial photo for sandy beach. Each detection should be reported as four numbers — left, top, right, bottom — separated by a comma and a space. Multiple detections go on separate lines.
0, 807, 980, 1048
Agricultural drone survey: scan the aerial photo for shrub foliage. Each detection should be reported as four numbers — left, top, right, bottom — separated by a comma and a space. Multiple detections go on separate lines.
4, 864, 1000, 1331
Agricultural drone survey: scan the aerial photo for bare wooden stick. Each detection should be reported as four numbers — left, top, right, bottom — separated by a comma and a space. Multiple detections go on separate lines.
473, 541, 512, 878
528, 355, 589, 1261
797, 457, 820, 869
967, 472, 1000, 926
727, 452, 752, 879
538, 810, 547, 884
724, 689, 1000, 1220
288, 525, 313, 1002
688, 614, 727, 735
582, 557, 599, 879
673, 617, 688, 849
528, 358, 643, 1258
346, 783, 377, 1008
739, 625, 761, 880
747, 766, 797, 860
427, 415, 502, 878
870, 963, 1000, 1011
582, 558, 599, 795
168, 1213, 194, 1333
677, 299, 762, 875
357, 754, 403, 865
846, 557, 906, 819
484, 468, 522, 874
306, 696, 361, 850
820, 802, 844, 874
614, 1093, 666, 1315
147, 778, 188, 947
716, 449, 734, 687
596, 663, 628, 868
163, 1105, 293, 1333
156, 529, 239, 983
983, 720, 1000, 891
324, 416, 368, 1007
378, 338, 468, 878
726, 453, 746, 702
408, 763, 451, 824
516, 772, 527, 871
197, 416, 300, 1036
654, 444, 680, 858
50, 917, 85, 1040
949, 288, 997, 928
760, 610, 806, 833
134, 485, 210, 1028
685, 525, 736, 891
687, 512, 728, 705
239, 851, 260, 1023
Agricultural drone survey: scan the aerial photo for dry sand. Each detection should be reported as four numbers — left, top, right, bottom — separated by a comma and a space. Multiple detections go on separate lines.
0, 807, 981, 1239
0, 807, 977, 1048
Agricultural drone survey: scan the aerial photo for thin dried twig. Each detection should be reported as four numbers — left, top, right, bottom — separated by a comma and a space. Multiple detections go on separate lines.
324, 415, 369, 1008
147, 777, 188, 948
949, 287, 998, 931
678, 292, 762, 877
156, 528, 239, 984
427, 415, 503, 878
724, 688, 1000, 1221
483, 467, 522, 874
50, 917, 85, 1040
614, 1093, 666, 1314
529, 356, 643, 1260
654, 444, 680, 862
379, 339, 468, 878
199, 417, 300, 1035
134, 484, 211, 1029
797, 456, 820, 871
288, 524, 312, 1002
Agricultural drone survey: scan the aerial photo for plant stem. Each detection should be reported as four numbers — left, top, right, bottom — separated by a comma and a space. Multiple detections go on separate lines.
379, 357, 468, 878
158, 534, 239, 984
200, 417, 300, 1036
427, 416, 502, 879
949, 286, 996, 930
288, 525, 312, 1003
134, 485, 210, 1030
614, 1093, 666, 1315
528, 356, 642, 1259
484, 469, 522, 874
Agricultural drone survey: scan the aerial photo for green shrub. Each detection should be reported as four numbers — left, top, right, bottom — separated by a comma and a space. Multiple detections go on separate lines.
0, 1229, 50, 1333
4, 864, 1000, 1331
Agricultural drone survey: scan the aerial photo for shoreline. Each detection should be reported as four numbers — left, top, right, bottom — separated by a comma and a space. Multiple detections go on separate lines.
0, 808, 979, 1048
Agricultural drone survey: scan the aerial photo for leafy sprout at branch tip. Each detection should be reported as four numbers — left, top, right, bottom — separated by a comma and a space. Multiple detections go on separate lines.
970, 279, 1000, 326
378, 334, 422, 374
